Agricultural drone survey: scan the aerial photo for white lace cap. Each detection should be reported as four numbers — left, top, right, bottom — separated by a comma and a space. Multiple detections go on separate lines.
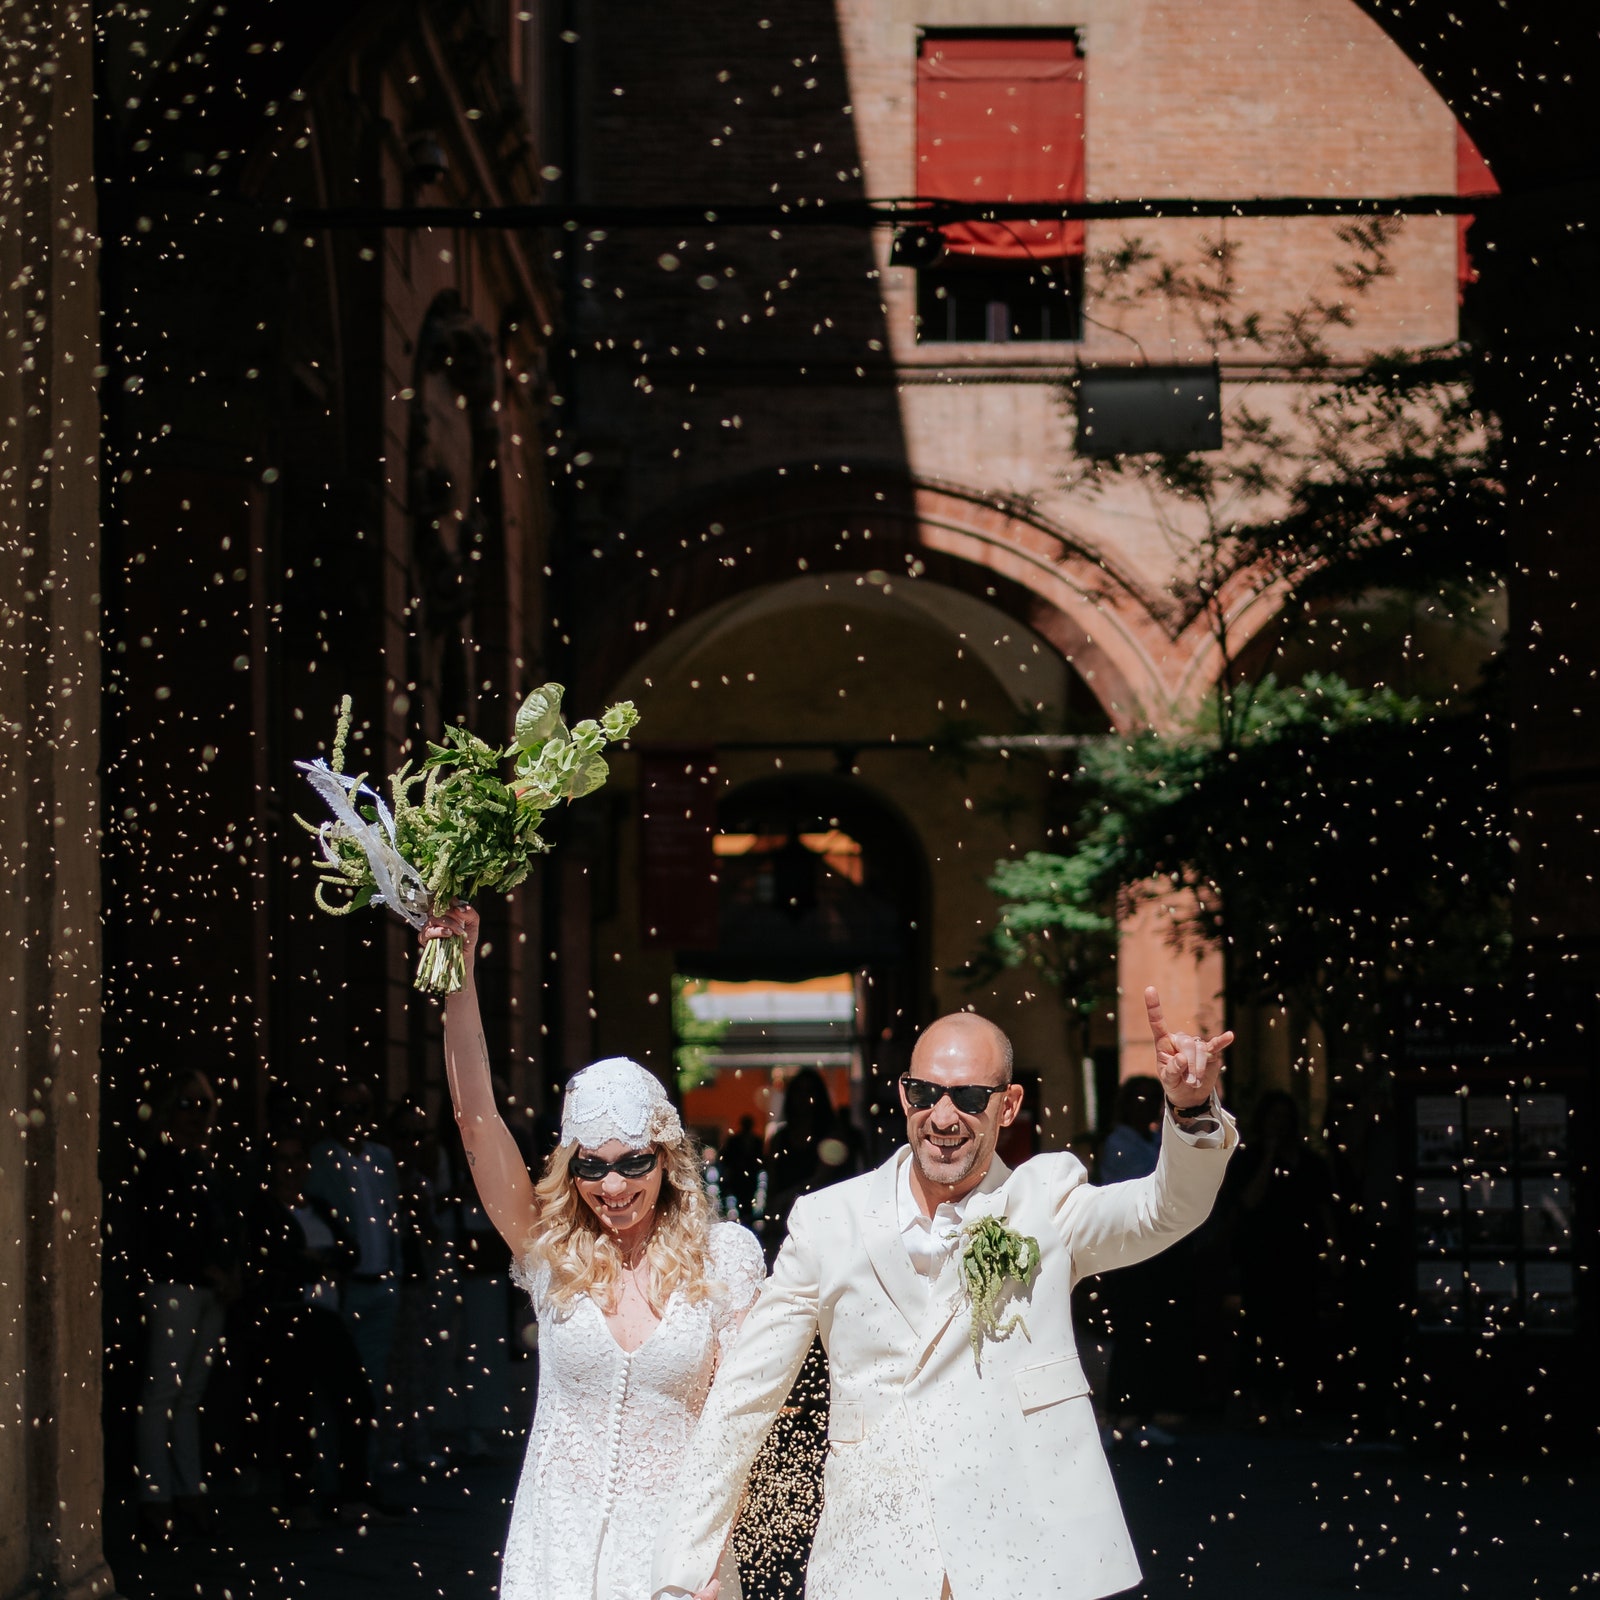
560, 1056, 684, 1150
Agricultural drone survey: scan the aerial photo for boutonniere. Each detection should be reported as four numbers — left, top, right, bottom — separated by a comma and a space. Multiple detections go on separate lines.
959, 1215, 1041, 1361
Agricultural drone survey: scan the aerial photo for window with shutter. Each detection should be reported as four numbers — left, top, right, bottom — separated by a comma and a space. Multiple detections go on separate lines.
912, 30, 1086, 345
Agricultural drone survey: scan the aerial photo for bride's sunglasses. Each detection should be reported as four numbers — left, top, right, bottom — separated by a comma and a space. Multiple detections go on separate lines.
570, 1149, 659, 1182
899, 1076, 1009, 1116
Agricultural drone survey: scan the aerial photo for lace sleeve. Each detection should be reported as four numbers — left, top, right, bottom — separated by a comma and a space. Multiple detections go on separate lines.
510, 1248, 549, 1310
709, 1222, 766, 1361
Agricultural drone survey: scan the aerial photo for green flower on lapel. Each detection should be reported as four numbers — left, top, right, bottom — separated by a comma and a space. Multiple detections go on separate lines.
959, 1214, 1042, 1361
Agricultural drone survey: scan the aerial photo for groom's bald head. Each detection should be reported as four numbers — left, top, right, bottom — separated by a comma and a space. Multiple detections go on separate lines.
900, 1012, 1022, 1206
910, 1011, 1014, 1085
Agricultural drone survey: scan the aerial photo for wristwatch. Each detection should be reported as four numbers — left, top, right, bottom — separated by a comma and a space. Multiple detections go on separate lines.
1166, 1095, 1215, 1124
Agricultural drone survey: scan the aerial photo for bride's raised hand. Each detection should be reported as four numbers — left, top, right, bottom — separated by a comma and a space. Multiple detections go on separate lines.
421, 902, 479, 962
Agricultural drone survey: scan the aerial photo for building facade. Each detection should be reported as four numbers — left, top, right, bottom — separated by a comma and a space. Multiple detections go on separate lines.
544, 0, 1485, 1136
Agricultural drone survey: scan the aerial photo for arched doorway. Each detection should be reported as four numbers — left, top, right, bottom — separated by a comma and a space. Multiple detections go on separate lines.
673, 772, 929, 1156
567, 466, 1279, 736
583, 569, 1112, 1150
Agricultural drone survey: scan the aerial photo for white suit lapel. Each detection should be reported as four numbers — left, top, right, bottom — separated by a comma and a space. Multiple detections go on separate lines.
860, 1149, 926, 1335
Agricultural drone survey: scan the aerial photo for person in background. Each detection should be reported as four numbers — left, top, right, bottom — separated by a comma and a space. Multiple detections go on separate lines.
383, 1100, 447, 1470
131, 1068, 235, 1542
308, 1082, 402, 1425
717, 1115, 766, 1228
240, 1137, 383, 1526
762, 1067, 853, 1257
1100, 1076, 1165, 1183
994, 1069, 1039, 1168
699, 1137, 736, 1223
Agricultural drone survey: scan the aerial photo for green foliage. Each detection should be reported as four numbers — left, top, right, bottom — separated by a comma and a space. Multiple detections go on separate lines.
960, 1216, 1042, 1362
1026, 675, 1512, 1064
299, 683, 639, 993
1069, 221, 1503, 748
672, 975, 730, 1095
975, 227, 1514, 1065
975, 851, 1117, 1019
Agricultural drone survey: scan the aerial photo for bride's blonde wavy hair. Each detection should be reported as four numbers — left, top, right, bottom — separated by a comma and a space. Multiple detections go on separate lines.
528, 1137, 717, 1315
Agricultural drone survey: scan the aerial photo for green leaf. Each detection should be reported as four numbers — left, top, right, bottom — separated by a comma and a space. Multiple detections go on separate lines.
601, 700, 640, 741
565, 753, 609, 801
514, 683, 567, 750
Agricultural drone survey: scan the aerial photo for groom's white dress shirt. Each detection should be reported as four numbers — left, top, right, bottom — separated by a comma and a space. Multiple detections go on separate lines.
896, 1158, 975, 1279
654, 1103, 1236, 1600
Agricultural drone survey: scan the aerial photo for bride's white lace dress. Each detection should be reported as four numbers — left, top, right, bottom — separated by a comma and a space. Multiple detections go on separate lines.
504, 1221, 765, 1600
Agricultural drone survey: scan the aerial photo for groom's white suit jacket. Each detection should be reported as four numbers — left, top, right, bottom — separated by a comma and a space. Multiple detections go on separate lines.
652, 1109, 1237, 1600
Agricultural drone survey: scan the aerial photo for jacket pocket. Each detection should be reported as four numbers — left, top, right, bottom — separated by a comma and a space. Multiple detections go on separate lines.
827, 1400, 865, 1442
1014, 1355, 1092, 1415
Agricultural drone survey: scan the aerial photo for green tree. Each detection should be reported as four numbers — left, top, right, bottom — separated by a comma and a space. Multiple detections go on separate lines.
971, 849, 1117, 1030
1070, 222, 1503, 747
977, 228, 1512, 1077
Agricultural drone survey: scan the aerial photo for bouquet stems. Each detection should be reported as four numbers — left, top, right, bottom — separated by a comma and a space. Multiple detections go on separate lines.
414, 930, 467, 995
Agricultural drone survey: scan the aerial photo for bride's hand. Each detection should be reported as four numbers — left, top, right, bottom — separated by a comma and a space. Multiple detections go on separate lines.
421, 902, 479, 953
689, 1584, 720, 1600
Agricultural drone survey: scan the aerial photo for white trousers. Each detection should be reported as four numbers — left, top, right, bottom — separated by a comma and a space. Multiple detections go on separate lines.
136, 1283, 225, 1503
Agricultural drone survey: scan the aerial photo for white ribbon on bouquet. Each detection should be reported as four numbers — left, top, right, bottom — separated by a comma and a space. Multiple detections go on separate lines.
296, 759, 434, 928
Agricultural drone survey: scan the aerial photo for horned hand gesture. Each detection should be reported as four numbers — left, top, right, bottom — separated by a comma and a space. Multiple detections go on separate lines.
1144, 986, 1232, 1112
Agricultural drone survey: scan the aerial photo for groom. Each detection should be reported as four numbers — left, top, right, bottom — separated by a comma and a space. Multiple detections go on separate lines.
652, 989, 1237, 1600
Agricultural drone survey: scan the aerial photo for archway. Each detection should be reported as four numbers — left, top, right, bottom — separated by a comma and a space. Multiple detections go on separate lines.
568, 464, 1283, 736
583, 567, 1119, 1155
673, 771, 930, 1156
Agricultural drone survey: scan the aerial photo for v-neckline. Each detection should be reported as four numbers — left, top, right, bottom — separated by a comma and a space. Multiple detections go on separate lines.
593, 1285, 668, 1356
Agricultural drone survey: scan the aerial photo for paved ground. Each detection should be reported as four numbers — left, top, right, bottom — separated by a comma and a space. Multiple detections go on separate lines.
108, 1427, 1600, 1600
1113, 1429, 1599, 1599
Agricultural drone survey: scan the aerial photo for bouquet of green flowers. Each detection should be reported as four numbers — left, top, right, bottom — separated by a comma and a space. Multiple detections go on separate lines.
296, 683, 638, 994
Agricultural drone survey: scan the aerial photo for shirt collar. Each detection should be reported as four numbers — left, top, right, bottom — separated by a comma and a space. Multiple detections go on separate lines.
895, 1147, 986, 1236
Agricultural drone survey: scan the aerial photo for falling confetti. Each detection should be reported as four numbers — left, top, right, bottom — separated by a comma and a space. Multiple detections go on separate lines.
5, 0, 1598, 1597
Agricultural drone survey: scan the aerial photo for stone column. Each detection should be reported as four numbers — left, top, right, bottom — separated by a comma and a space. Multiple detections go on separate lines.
1116, 886, 1225, 1085
0, 4, 116, 1596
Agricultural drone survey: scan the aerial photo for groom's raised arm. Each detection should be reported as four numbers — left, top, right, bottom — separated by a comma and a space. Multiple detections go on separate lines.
1053, 985, 1238, 1278
651, 1199, 823, 1599
1053, 1101, 1237, 1279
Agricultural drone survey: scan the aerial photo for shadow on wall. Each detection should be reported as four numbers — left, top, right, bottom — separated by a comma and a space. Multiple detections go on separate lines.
559, 0, 915, 677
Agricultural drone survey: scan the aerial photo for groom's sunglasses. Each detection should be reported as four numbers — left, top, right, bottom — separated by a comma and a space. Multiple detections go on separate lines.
899, 1076, 1009, 1116
570, 1149, 659, 1182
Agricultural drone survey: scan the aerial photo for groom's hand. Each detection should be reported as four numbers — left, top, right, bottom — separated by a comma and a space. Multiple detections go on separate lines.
1145, 986, 1232, 1110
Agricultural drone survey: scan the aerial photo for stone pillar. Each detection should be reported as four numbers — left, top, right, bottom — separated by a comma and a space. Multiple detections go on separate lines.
1116, 886, 1225, 1084
0, 4, 116, 1597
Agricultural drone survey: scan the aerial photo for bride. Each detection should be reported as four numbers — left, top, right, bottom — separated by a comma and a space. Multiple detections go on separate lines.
423, 905, 763, 1600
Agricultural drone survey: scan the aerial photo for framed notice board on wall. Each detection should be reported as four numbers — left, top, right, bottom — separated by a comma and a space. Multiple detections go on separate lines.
1408, 1086, 1577, 1335
1397, 993, 1594, 1444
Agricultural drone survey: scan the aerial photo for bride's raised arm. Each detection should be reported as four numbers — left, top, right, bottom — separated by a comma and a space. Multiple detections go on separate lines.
425, 903, 540, 1253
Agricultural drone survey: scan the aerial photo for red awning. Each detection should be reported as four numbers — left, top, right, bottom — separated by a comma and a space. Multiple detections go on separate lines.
1456, 125, 1498, 294
917, 34, 1086, 260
